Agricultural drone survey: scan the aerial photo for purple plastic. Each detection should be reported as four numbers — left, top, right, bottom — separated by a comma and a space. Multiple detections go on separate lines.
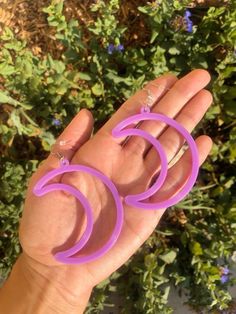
112, 113, 199, 209
33, 109, 199, 264
33, 165, 124, 264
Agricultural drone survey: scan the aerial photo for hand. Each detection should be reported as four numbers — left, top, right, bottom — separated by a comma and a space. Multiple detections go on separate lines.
19, 69, 213, 308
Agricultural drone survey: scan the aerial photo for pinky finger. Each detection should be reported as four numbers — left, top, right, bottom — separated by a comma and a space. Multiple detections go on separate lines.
150, 135, 213, 204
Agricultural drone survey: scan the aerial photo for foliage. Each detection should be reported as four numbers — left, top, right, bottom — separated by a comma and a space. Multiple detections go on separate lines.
0, 0, 236, 312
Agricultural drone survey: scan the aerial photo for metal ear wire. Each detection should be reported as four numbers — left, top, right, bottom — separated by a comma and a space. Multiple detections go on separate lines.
148, 81, 171, 92
53, 139, 76, 151
141, 81, 172, 113
121, 81, 171, 148
58, 139, 72, 147
143, 88, 155, 107
140, 87, 156, 114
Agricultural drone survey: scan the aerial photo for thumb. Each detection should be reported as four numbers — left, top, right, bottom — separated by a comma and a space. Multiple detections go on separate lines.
30, 109, 94, 186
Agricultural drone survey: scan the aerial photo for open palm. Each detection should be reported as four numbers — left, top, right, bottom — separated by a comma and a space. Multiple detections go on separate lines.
19, 69, 213, 302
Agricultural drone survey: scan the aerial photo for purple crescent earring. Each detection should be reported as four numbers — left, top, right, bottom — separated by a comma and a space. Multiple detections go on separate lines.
33, 159, 124, 264
33, 83, 199, 264
113, 83, 199, 209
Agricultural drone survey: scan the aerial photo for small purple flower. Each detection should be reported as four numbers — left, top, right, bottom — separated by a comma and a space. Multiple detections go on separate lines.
220, 275, 229, 284
222, 266, 230, 275
219, 266, 230, 283
116, 44, 124, 52
52, 118, 61, 126
107, 44, 115, 55
107, 43, 124, 54
184, 9, 193, 33
184, 9, 191, 19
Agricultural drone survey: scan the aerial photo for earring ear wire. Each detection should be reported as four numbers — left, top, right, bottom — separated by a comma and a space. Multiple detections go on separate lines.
148, 81, 171, 92
140, 81, 172, 113
143, 88, 155, 107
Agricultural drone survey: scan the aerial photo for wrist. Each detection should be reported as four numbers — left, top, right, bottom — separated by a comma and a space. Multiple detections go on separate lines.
0, 253, 93, 314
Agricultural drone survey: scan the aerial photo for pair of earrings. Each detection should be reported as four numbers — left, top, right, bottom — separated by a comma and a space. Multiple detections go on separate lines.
33, 83, 199, 264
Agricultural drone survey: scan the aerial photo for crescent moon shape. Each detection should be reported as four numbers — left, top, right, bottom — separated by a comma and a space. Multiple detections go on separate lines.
112, 113, 199, 210
33, 165, 124, 264
113, 128, 168, 200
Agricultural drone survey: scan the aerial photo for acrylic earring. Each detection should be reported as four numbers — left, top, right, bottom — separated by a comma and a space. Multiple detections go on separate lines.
33, 162, 124, 264
112, 107, 199, 209
33, 85, 199, 264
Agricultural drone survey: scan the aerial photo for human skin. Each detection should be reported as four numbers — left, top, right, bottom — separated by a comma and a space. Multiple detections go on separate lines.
0, 69, 213, 313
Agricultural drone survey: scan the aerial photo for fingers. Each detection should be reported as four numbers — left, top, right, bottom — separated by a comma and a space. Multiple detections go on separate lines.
29, 109, 94, 185
150, 135, 213, 204
124, 69, 211, 156
86, 136, 212, 278
50, 109, 94, 166
98, 73, 178, 141
144, 89, 213, 176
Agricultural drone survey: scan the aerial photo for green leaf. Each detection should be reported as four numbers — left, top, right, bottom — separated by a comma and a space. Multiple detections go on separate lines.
56, 85, 68, 95
0, 92, 18, 106
4, 41, 25, 52
77, 72, 92, 81
137, 6, 149, 14
156, 229, 175, 236
137, 60, 148, 67
106, 70, 133, 85
168, 47, 181, 55
47, 55, 65, 73
0, 63, 15, 76
162, 286, 170, 302
0, 91, 31, 109
91, 82, 103, 96
39, 131, 56, 151
150, 30, 159, 44
159, 250, 177, 264
145, 253, 157, 268
56, 1, 64, 15
24, 61, 33, 78
1, 27, 14, 41
190, 242, 203, 256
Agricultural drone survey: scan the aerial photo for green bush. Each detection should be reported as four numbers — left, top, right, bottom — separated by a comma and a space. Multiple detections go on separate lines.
0, 0, 235, 312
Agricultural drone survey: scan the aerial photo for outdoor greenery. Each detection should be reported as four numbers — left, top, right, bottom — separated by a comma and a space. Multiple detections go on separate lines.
0, 0, 235, 313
